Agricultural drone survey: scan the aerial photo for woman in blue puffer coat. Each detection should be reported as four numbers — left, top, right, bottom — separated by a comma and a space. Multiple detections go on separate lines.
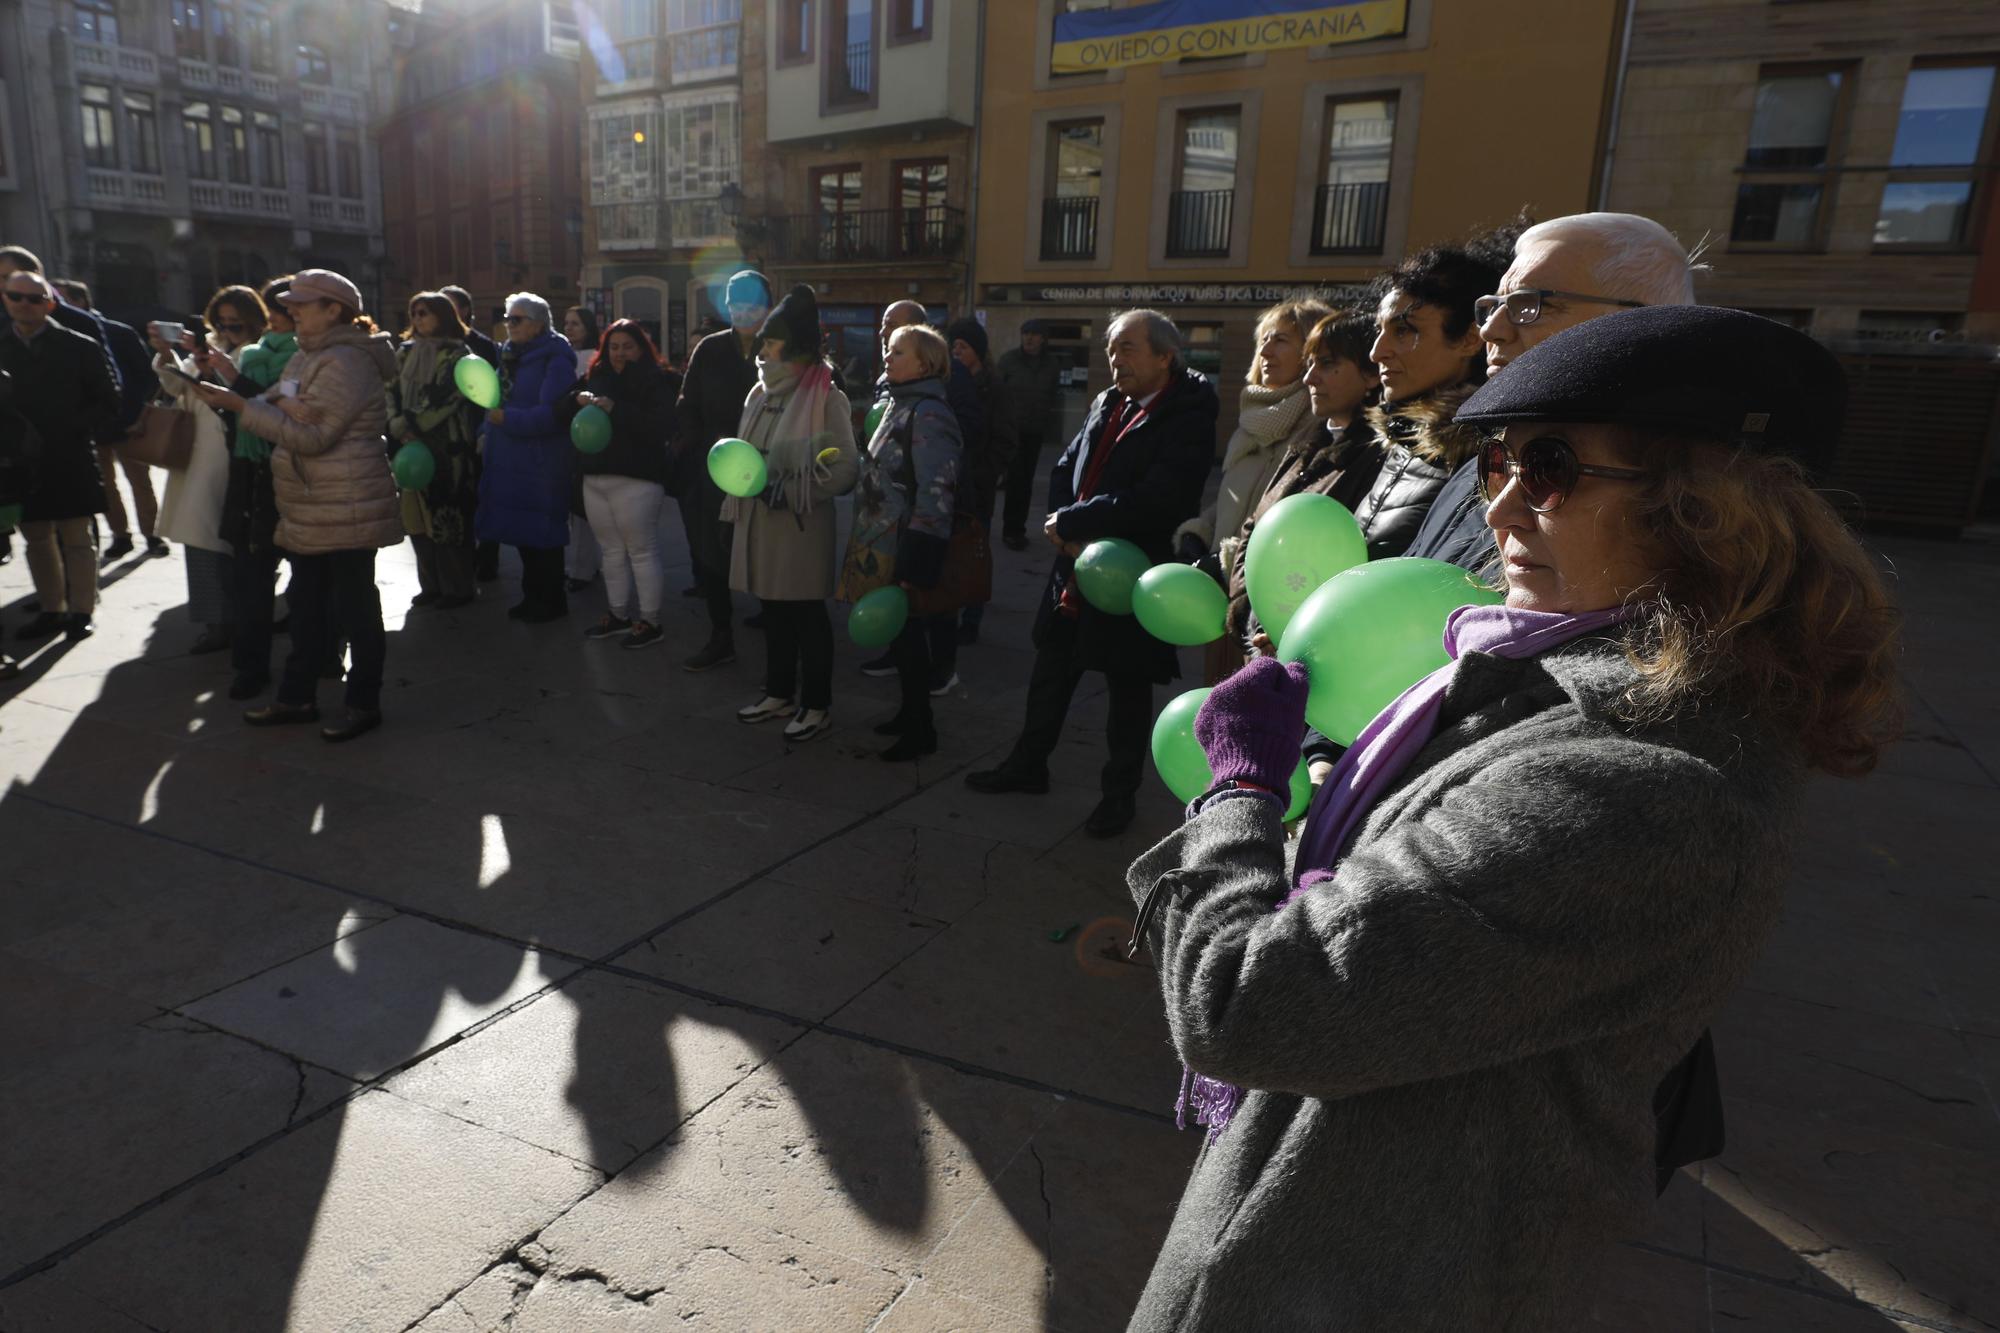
476, 291, 578, 622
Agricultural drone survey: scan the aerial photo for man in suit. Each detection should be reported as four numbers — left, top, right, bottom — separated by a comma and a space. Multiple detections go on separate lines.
966, 309, 1218, 838
54, 278, 160, 558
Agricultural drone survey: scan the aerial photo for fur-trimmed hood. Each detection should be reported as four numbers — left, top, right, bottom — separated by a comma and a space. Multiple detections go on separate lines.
1365, 379, 1485, 468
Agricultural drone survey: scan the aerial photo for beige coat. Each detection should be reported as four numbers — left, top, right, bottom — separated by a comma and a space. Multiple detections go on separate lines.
151, 346, 237, 554
725, 376, 858, 601
236, 324, 402, 555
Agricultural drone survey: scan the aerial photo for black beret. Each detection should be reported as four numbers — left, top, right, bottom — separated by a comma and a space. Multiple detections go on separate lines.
1456, 306, 1846, 474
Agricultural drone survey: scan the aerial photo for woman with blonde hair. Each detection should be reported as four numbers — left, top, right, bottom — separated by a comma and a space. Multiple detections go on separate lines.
1124, 306, 1901, 1330
389, 292, 478, 607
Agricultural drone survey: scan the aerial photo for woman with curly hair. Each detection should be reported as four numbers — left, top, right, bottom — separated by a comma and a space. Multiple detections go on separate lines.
1124, 306, 1902, 1330
389, 292, 479, 608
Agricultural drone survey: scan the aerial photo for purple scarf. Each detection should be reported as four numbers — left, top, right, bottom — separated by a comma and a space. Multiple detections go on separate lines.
1176, 602, 1637, 1141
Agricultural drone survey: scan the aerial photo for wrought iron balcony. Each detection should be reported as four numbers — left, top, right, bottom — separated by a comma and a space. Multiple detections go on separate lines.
765, 206, 965, 264
1309, 180, 1391, 255
830, 39, 873, 103
1165, 189, 1233, 259
1040, 196, 1099, 261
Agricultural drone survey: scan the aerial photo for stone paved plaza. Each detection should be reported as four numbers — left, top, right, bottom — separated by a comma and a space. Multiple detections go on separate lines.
0, 507, 1994, 1332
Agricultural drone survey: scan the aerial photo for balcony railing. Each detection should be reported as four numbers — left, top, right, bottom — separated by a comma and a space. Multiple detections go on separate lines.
1310, 180, 1390, 255
830, 39, 873, 103
1165, 189, 1234, 259
1040, 195, 1099, 261
766, 206, 965, 264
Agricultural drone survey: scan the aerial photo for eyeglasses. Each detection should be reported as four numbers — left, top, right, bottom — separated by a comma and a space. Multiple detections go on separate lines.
3, 291, 50, 305
504, 314, 532, 325
1479, 436, 1648, 513
1474, 289, 1645, 328
214, 321, 246, 333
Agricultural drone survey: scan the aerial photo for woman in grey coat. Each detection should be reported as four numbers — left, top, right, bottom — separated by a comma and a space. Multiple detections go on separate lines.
1123, 307, 1903, 1331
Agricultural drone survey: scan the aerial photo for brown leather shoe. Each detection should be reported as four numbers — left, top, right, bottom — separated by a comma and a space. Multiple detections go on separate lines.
244, 701, 319, 727
320, 707, 382, 742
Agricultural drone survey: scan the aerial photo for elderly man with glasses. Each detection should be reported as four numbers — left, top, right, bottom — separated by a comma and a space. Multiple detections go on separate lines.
0, 271, 120, 643
1402, 212, 1700, 573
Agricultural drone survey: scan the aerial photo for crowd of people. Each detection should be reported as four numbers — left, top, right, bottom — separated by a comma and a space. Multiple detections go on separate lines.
0, 209, 1910, 1325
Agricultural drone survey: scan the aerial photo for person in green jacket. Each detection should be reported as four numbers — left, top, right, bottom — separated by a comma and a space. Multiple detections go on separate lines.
214, 274, 299, 700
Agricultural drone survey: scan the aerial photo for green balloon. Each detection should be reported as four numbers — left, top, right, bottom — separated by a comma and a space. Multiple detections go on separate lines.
863, 400, 887, 440
390, 442, 435, 490
571, 405, 612, 454
1073, 538, 1150, 615
1244, 492, 1367, 643
1134, 563, 1228, 646
849, 585, 909, 648
453, 355, 501, 410
0, 503, 21, 530
708, 437, 768, 499
1150, 685, 1312, 819
1277, 557, 1506, 746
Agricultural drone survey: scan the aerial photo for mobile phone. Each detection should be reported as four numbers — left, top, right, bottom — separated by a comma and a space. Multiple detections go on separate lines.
158, 363, 204, 387
153, 320, 187, 344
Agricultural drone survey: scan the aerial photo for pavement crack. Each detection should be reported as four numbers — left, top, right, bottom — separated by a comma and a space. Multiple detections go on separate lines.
1817, 1057, 1978, 1107
1029, 1143, 1056, 1302
557, 1266, 666, 1304
284, 1056, 309, 1125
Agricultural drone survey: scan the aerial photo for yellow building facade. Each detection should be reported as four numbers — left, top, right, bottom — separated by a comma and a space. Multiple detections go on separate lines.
971, 0, 1625, 430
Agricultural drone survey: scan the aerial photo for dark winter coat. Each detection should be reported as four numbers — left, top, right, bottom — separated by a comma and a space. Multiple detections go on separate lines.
0, 322, 117, 520
1040, 365, 1219, 683
672, 326, 759, 498
998, 344, 1063, 445
1405, 454, 1496, 576
568, 359, 680, 485
1352, 381, 1485, 560
100, 316, 158, 434
475, 329, 578, 548
843, 375, 962, 595
1125, 638, 1801, 1330
953, 359, 1017, 517
1224, 417, 1383, 644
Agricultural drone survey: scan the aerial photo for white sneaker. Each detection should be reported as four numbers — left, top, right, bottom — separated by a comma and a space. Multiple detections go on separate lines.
737, 695, 796, 724
783, 707, 832, 742
928, 672, 960, 698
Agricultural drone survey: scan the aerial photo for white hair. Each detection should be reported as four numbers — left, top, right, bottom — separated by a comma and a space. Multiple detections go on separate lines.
1515, 213, 1702, 307
504, 291, 553, 332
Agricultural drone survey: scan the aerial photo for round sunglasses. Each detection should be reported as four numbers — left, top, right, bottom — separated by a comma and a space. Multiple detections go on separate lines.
1479, 436, 1647, 513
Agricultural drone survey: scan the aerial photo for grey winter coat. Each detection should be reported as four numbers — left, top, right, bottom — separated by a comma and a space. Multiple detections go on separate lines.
1123, 637, 1802, 1330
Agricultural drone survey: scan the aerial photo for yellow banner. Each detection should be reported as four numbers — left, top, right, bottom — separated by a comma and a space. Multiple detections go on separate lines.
1051, 0, 1408, 74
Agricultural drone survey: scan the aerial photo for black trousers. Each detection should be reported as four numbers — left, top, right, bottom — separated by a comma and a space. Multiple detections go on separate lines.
926, 612, 958, 683
230, 546, 281, 680
676, 478, 734, 638
517, 545, 566, 610
1006, 614, 1153, 796
762, 597, 832, 710
278, 549, 384, 711
892, 615, 935, 732
1001, 428, 1047, 540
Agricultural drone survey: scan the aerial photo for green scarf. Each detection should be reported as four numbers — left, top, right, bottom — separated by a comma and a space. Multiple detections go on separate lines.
233, 330, 298, 461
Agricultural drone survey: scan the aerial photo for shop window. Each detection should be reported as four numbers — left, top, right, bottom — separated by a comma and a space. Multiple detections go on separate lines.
1168, 107, 1238, 258
1875, 62, 1997, 248
1731, 63, 1851, 248
1312, 94, 1396, 255
1041, 119, 1103, 260
1181, 322, 1223, 388
81, 84, 117, 168
1855, 309, 1966, 344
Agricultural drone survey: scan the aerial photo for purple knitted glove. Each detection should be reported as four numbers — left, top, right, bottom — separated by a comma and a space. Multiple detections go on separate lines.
1194, 656, 1311, 791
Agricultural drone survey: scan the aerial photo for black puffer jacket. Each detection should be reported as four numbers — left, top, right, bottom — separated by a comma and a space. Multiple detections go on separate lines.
567, 359, 681, 485
673, 327, 758, 498
1352, 381, 1485, 560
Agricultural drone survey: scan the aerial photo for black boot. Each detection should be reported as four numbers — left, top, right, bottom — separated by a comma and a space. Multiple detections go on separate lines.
880, 724, 939, 762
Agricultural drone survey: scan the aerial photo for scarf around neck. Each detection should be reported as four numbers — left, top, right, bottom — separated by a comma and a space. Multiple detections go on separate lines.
1222, 378, 1313, 472
750, 356, 835, 515
398, 335, 459, 419
1176, 600, 1640, 1141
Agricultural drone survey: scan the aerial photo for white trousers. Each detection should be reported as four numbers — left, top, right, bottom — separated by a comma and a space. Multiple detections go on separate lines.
581, 475, 666, 622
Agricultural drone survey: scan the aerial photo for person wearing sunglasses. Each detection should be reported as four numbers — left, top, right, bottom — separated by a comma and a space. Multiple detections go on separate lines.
1119, 305, 1900, 1330
148, 284, 269, 659
1403, 212, 1699, 576
0, 270, 119, 643
473, 292, 580, 623
1348, 237, 1508, 560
